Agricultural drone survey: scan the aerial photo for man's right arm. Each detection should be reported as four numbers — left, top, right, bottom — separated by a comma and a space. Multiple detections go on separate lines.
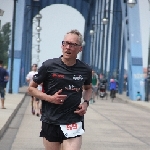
28, 81, 48, 100
28, 81, 67, 104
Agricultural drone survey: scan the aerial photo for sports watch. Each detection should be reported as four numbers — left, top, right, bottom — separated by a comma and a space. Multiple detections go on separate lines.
84, 100, 89, 106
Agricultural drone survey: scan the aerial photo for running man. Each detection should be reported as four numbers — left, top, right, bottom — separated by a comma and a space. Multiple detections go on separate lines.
28, 29, 92, 150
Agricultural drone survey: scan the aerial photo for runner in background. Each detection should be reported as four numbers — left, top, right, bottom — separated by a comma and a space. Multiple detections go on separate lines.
26, 64, 38, 115
92, 70, 99, 103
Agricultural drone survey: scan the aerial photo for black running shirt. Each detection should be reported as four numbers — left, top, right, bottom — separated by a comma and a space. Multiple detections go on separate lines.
33, 57, 92, 125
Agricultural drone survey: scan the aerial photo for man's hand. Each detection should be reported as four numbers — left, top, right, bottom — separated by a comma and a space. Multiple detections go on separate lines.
74, 102, 88, 116
49, 89, 67, 104
28, 82, 67, 105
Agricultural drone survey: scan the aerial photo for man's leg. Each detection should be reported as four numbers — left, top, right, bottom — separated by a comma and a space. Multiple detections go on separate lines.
110, 90, 112, 97
43, 137, 61, 150
31, 96, 36, 115
93, 87, 97, 103
62, 136, 82, 150
35, 99, 40, 116
95, 87, 99, 100
1, 98, 5, 109
39, 100, 42, 114
1, 88, 5, 109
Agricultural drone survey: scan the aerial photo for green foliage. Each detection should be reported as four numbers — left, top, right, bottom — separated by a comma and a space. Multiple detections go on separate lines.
0, 22, 11, 66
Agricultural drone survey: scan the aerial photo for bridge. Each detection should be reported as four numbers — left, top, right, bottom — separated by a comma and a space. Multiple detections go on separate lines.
6, 0, 149, 101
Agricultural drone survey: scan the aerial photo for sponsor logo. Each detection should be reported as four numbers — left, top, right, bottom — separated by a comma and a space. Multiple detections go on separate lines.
73, 75, 83, 80
65, 85, 80, 92
52, 73, 64, 78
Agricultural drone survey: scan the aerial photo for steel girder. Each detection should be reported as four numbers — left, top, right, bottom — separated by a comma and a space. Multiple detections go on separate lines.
10, 0, 94, 92
10, 0, 145, 101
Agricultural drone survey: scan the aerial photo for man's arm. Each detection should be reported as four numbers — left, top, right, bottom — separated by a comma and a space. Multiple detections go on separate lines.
4, 70, 9, 81
28, 81, 47, 100
82, 84, 92, 102
28, 81, 67, 104
4, 75, 9, 81
74, 84, 92, 116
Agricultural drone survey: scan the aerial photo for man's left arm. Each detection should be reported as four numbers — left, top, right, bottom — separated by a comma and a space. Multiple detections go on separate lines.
82, 84, 92, 102
74, 84, 92, 116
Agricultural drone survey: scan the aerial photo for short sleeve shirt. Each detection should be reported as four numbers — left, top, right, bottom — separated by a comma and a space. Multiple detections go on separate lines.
92, 73, 98, 86
26, 71, 38, 83
33, 57, 92, 125
0, 67, 8, 87
110, 82, 116, 90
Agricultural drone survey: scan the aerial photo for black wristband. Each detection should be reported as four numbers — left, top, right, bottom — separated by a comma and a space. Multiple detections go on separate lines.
84, 100, 89, 106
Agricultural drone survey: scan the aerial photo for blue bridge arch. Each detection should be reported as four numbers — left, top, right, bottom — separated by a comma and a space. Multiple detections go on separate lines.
8, 0, 145, 101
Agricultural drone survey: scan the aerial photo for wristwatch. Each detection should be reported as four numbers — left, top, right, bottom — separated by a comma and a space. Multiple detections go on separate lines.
84, 100, 89, 106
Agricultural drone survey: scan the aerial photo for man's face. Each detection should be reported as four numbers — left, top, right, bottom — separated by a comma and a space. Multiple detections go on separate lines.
32, 65, 37, 71
61, 33, 82, 59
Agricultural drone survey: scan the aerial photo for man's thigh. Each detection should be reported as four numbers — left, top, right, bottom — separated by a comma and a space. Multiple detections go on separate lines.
43, 138, 61, 150
62, 136, 82, 150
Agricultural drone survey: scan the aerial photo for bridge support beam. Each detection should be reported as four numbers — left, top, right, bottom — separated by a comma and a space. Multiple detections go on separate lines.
7, 0, 26, 93
127, 2, 145, 100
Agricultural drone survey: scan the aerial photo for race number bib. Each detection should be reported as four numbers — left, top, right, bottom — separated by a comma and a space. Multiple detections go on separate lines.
60, 122, 84, 138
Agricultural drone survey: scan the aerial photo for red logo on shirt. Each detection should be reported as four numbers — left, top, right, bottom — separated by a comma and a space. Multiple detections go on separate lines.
52, 73, 64, 78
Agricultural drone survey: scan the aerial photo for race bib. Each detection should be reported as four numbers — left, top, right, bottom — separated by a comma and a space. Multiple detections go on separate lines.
60, 122, 84, 138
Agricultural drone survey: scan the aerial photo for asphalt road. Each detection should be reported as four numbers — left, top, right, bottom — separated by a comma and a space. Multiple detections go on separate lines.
0, 95, 150, 150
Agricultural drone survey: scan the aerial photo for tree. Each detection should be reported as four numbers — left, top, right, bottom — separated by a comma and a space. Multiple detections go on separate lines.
0, 22, 11, 66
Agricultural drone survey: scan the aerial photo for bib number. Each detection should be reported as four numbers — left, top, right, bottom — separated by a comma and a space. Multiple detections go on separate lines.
60, 122, 84, 138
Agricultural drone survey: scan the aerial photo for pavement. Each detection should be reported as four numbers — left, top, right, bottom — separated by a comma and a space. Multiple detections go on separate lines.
0, 86, 27, 139
0, 86, 150, 149
117, 92, 150, 112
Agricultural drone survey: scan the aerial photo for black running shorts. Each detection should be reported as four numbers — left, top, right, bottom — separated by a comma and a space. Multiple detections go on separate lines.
40, 121, 84, 143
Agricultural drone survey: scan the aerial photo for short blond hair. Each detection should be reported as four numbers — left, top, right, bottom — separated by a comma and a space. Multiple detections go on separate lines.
66, 29, 83, 45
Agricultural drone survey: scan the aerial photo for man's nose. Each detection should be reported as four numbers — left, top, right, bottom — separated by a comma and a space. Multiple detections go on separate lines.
66, 44, 71, 48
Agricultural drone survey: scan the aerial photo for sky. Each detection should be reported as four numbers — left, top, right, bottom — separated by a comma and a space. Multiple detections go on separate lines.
0, 0, 13, 25
0, 0, 150, 68
32, 4, 85, 66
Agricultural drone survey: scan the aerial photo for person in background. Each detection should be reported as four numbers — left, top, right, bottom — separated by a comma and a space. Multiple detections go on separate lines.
0, 60, 9, 109
109, 78, 117, 98
26, 64, 38, 115
28, 29, 92, 150
92, 70, 99, 103
136, 91, 142, 101
35, 83, 43, 116
3, 66, 9, 91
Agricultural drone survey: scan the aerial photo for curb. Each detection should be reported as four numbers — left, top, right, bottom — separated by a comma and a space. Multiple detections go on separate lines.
0, 93, 27, 139
117, 95, 150, 112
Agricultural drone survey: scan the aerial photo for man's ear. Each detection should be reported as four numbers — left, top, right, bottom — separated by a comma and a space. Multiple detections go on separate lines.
79, 46, 83, 52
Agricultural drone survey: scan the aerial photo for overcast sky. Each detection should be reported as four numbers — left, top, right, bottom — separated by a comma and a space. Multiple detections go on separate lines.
32, 4, 85, 66
0, 0, 150, 68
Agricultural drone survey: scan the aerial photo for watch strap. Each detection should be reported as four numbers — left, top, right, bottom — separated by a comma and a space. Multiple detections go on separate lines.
84, 100, 89, 106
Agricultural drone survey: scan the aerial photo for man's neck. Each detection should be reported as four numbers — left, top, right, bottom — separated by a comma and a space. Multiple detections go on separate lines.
61, 57, 76, 66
